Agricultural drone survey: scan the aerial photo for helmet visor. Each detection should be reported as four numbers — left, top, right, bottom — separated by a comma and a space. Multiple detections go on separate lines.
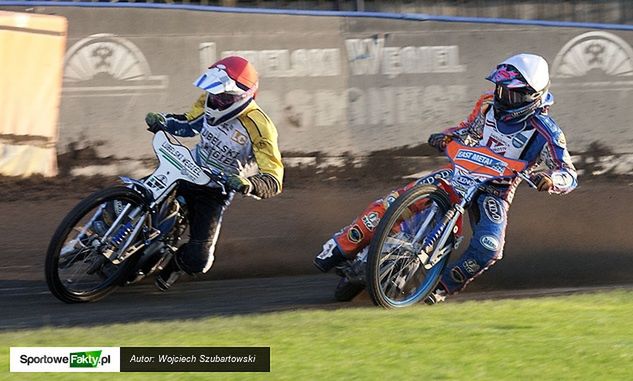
206, 92, 245, 111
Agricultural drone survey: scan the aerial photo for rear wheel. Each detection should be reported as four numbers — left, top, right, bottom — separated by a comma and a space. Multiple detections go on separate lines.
45, 186, 148, 303
366, 185, 452, 308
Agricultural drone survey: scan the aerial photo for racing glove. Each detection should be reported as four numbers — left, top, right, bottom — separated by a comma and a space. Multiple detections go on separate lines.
530, 173, 554, 192
226, 174, 253, 195
145, 112, 166, 133
428, 133, 451, 151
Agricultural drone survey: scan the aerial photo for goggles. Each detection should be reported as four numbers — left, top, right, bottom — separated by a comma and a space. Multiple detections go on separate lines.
206, 92, 246, 111
494, 84, 537, 108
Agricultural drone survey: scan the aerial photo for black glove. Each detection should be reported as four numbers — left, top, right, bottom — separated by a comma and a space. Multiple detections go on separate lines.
428, 133, 451, 151
145, 112, 166, 133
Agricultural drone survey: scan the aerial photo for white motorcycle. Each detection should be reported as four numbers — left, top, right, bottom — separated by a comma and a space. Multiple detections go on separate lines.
45, 130, 226, 303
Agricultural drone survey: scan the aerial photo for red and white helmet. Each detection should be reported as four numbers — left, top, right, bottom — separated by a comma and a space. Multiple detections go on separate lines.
193, 56, 259, 126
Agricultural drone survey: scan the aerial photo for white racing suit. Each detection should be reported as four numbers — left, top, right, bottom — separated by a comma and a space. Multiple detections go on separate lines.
159, 95, 284, 274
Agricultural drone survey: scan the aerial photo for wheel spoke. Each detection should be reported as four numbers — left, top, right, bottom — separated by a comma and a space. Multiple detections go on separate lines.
58, 246, 92, 269
49, 188, 151, 300
380, 253, 420, 295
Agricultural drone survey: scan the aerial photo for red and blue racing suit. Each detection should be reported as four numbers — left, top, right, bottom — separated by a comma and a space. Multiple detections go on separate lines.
330, 92, 578, 294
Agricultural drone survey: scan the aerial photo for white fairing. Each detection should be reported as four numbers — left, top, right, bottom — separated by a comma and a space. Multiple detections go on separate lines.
500, 54, 550, 92
143, 131, 211, 200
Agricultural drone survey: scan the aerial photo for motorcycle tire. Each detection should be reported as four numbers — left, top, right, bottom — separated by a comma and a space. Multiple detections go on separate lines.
45, 186, 147, 303
366, 185, 452, 308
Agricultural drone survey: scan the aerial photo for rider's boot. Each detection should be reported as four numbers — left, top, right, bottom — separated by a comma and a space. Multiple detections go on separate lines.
425, 283, 449, 305
313, 238, 348, 273
154, 256, 185, 291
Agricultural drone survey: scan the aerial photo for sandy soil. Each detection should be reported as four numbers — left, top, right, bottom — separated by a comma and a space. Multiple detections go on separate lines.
2, 177, 632, 290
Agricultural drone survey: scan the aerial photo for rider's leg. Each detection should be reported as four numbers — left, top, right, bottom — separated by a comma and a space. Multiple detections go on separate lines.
432, 192, 509, 300
314, 168, 454, 273
314, 182, 416, 272
155, 184, 232, 290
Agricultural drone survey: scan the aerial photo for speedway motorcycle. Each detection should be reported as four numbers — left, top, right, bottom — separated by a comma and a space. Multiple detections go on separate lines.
334, 136, 537, 308
45, 130, 227, 303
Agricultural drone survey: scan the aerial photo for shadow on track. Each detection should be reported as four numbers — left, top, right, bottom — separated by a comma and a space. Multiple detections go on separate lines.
2, 275, 631, 331
0, 275, 355, 330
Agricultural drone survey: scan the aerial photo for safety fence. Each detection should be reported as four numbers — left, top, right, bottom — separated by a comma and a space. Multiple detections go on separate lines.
11, 0, 633, 24
1, 2, 633, 177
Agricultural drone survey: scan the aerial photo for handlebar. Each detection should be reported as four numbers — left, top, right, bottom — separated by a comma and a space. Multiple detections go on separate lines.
202, 166, 228, 182
201, 167, 229, 195
514, 170, 538, 189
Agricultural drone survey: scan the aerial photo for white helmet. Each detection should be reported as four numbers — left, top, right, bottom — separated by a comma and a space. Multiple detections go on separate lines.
193, 56, 259, 126
486, 53, 550, 123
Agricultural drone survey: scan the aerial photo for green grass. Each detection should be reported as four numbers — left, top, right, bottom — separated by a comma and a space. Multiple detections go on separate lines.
2, 290, 633, 380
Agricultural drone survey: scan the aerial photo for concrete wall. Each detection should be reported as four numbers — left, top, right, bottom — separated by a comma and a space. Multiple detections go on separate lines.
3, 5, 633, 166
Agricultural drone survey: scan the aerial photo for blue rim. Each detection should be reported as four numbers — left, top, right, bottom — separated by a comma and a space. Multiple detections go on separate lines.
384, 255, 447, 307
380, 205, 449, 307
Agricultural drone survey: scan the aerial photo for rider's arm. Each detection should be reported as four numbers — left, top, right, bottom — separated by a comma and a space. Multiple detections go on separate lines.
442, 92, 494, 138
530, 114, 578, 194
238, 107, 284, 199
428, 93, 493, 151
162, 94, 206, 137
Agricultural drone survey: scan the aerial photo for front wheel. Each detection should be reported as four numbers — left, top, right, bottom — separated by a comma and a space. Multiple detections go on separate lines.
366, 185, 452, 308
45, 186, 148, 303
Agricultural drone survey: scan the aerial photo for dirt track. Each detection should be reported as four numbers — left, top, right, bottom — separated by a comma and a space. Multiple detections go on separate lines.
1, 179, 632, 329
3, 179, 633, 285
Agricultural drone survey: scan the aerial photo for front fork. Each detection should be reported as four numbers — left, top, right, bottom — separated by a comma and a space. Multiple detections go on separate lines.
417, 197, 469, 270
98, 203, 162, 265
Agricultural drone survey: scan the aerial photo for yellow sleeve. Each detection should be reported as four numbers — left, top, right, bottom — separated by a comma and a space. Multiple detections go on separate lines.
184, 94, 206, 121
238, 103, 284, 193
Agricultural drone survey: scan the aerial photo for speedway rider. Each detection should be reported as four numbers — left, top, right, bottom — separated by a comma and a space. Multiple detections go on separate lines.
313, 53, 578, 304
145, 56, 284, 290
